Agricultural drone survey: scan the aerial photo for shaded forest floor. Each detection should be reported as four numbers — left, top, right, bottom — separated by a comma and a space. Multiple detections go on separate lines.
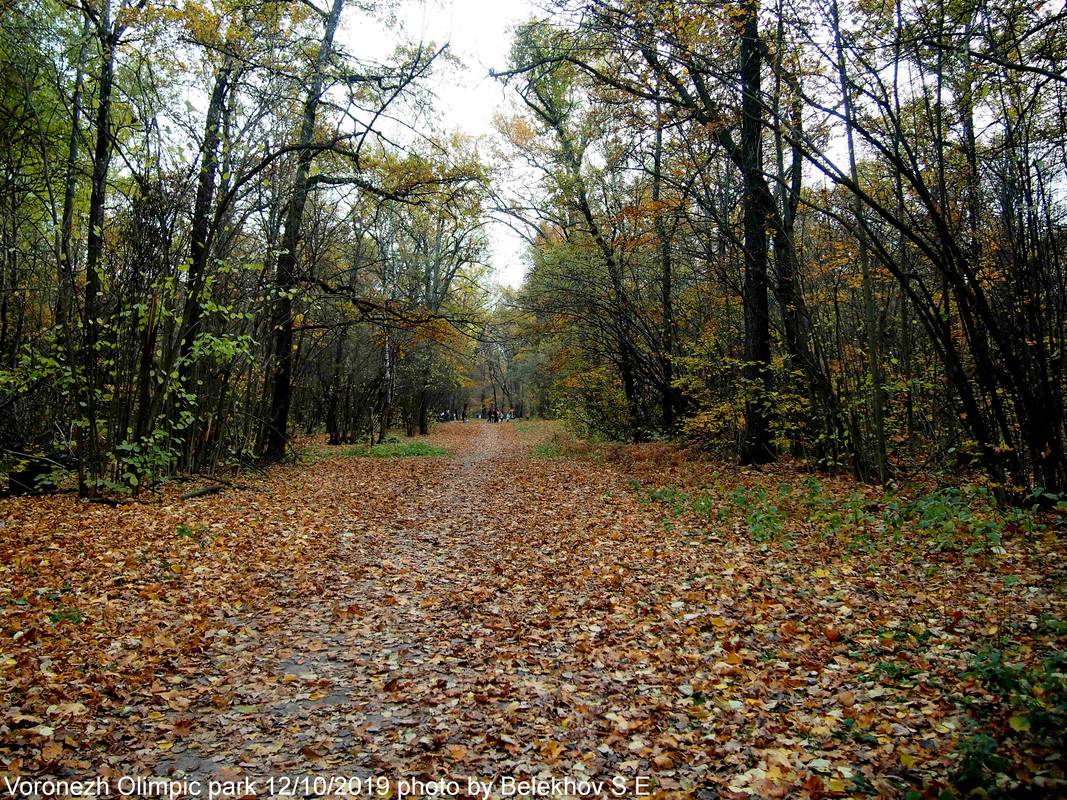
1, 421, 1065, 798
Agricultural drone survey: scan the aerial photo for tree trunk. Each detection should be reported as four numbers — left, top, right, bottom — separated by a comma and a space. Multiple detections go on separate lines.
56, 15, 92, 343
739, 0, 774, 465
80, 3, 119, 494
178, 56, 233, 384
652, 106, 677, 432
377, 333, 392, 443
832, 0, 887, 482
418, 387, 429, 435
265, 0, 344, 461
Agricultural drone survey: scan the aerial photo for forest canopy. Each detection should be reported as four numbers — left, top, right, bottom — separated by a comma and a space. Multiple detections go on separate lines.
1, 0, 1066, 497
492, 0, 1067, 496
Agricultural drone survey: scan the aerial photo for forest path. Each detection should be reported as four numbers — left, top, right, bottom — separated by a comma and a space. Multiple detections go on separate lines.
8, 422, 1057, 797
142, 420, 711, 795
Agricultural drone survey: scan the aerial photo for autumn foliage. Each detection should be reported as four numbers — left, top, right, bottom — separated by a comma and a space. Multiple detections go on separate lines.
2, 423, 1065, 796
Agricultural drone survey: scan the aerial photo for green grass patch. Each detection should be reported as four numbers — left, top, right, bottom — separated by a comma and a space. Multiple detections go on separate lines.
357, 440, 450, 458
48, 607, 83, 625
533, 440, 563, 459
301, 439, 449, 459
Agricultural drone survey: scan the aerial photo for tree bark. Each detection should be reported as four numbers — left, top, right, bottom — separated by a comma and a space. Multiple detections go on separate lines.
265, 0, 344, 460
80, 0, 120, 494
739, 0, 774, 465
652, 104, 678, 432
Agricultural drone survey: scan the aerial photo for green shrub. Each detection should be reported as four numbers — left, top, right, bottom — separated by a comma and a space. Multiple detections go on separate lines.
955, 732, 1008, 793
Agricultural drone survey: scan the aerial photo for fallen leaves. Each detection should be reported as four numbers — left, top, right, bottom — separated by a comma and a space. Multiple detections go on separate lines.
0, 422, 1064, 797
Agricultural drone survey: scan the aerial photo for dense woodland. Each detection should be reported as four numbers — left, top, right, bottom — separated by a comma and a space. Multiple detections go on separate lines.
3, 1, 1067, 792
2, 0, 1066, 498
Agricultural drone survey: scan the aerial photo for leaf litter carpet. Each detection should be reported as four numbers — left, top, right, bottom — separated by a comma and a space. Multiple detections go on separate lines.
2, 422, 1065, 798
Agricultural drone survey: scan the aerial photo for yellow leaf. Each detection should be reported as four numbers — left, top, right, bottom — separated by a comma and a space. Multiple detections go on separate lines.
539, 739, 565, 761
900, 752, 916, 768
1009, 714, 1031, 732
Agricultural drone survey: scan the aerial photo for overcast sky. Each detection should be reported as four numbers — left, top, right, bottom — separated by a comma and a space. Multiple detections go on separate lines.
417, 0, 539, 289
341, 0, 540, 288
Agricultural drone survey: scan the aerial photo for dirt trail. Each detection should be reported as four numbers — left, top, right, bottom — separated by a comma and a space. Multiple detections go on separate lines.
10, 422, 1057, 797
149, 421, 697, 795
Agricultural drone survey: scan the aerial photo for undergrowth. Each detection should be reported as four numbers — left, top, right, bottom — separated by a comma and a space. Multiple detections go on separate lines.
626, 473, 1067, 556
304, 439, 450, 459
354, 441, 450, 458
622, 472, 1067, 796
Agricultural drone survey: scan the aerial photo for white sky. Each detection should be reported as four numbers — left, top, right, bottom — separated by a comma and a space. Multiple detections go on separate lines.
341, 0, 539, 288
413, 0, 537, 289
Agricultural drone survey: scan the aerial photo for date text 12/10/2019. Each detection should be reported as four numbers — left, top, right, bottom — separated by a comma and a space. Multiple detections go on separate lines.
269, 775, 653, 798
3, 774, 654, 800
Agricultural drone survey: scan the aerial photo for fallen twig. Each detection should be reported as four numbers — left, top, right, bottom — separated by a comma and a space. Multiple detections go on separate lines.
195, 474, 252, 491
180, 485, 226, 500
